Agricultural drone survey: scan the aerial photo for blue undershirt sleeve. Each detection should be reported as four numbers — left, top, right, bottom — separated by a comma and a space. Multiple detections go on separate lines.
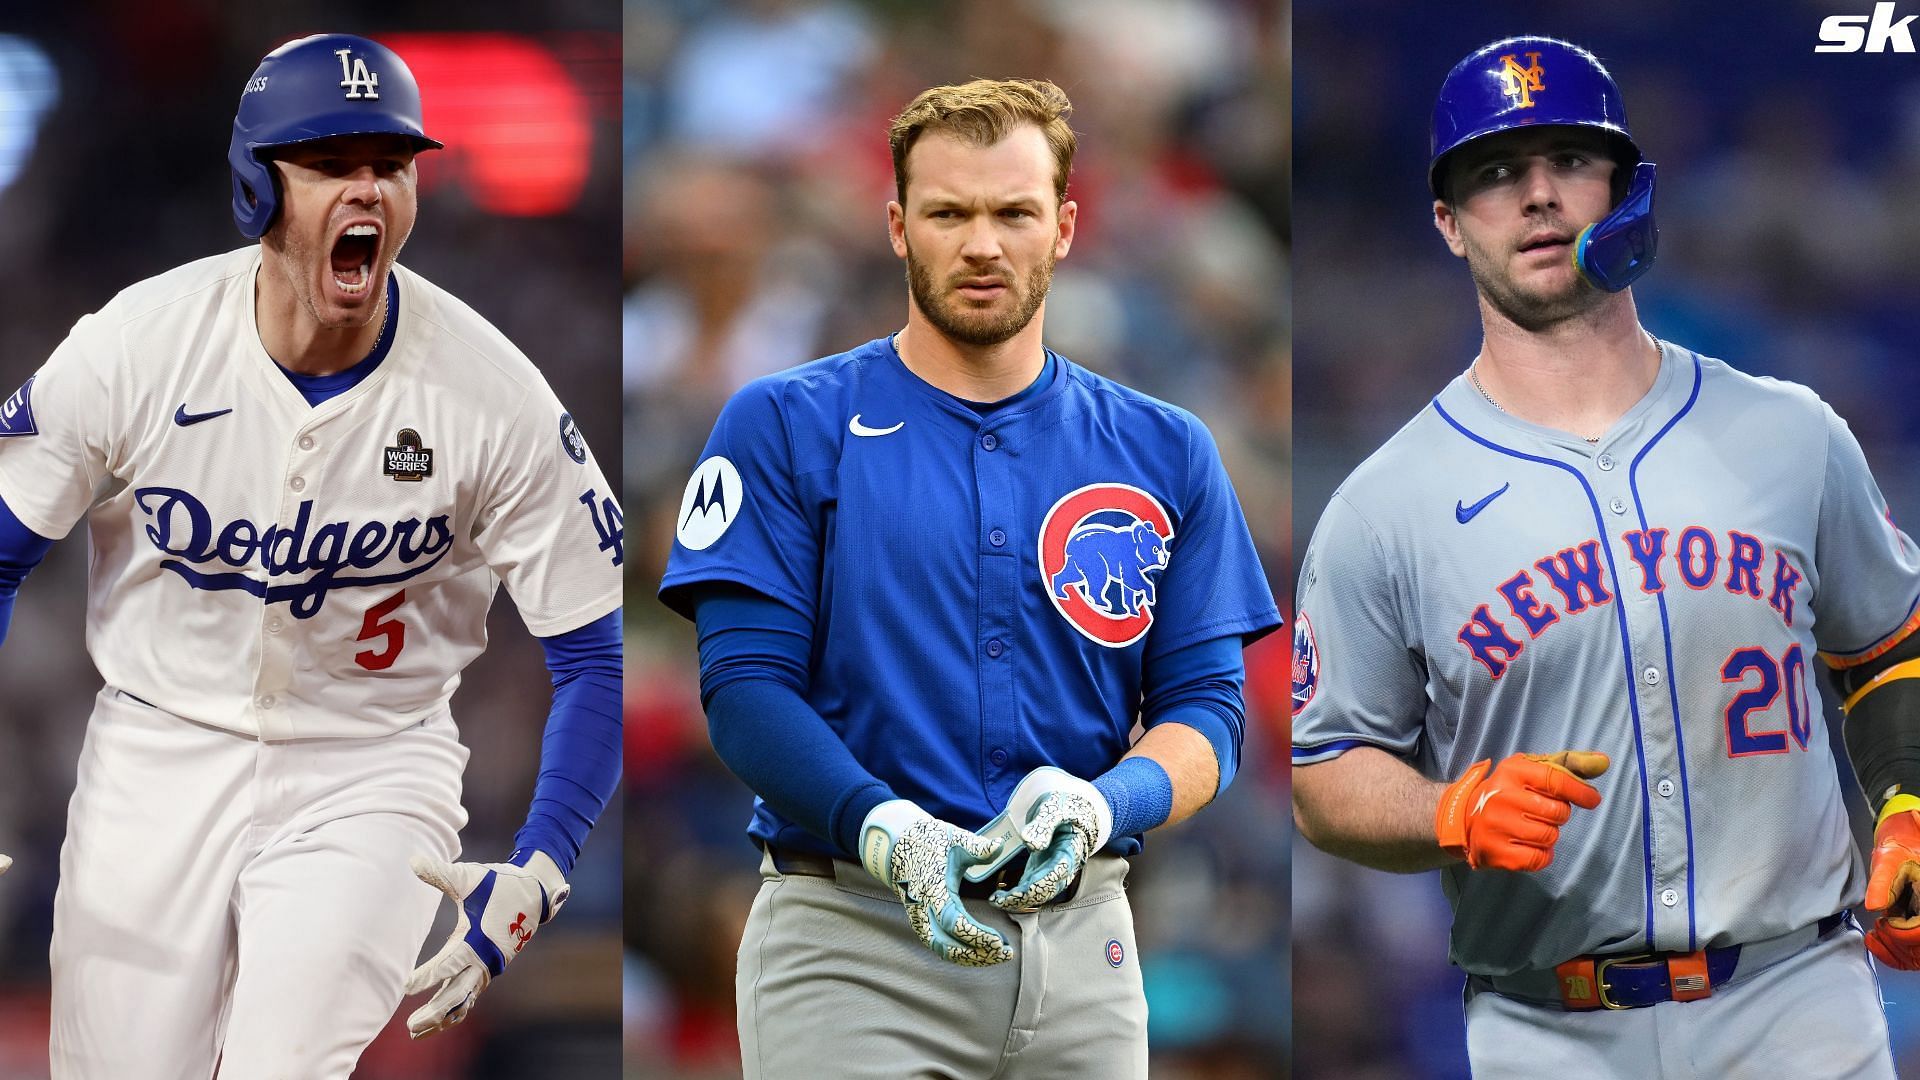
696, 587, 896, 856
1139, 632, 1249, 796
0, 495, 54, 649
512, 609, 623, 876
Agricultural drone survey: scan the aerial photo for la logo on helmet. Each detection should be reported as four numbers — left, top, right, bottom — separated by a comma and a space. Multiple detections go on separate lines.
335, 48, 380, 100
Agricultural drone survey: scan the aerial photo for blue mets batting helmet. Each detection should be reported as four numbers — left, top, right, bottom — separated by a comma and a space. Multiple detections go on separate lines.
227, 34, 443, 239
1429, 36, 1656, 292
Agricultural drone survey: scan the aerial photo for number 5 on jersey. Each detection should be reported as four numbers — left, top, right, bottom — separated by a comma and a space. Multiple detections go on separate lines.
356, 590, 408, 671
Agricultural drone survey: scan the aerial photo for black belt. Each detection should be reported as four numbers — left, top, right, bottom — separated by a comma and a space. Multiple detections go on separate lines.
766, 845, 1084, 905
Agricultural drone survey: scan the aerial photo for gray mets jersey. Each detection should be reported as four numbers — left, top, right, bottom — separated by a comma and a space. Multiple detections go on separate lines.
1291, 340, 1920, 975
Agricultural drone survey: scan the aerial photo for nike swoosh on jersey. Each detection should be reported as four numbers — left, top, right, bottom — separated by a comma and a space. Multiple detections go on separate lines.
174, 405, 234, 427
848, 414, 905, 437
1455, 482, 1511, 524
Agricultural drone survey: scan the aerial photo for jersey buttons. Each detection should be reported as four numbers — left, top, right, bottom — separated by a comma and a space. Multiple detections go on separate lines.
1597, 453, 1616, 471
1643, 666, 1661, 686
980, 433, 999, 452
266, 617, 284, 634
1661, 888, 1679, 907
985, 639, 1005, 658
1608, 497, 1627, 515
990, 748, 1008, 766
298, 435, 316, 451
255, 694, 276, 709
289, 477, 306, 492
989, 529, 1007, 547
1657, 778, 1675, 798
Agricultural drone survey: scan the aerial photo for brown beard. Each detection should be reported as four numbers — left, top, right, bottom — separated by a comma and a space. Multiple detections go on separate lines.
1461, 223, 1605, 333
905, 237, 1055, 347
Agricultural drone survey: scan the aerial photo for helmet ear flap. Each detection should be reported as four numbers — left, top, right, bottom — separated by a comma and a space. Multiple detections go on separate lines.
227, 131, 279, 240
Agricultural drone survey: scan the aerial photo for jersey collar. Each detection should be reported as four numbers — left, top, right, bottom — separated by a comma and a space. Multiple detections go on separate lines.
241, 249, 412, 421
1437, 336, 1688, 458
872, 333, 1069, 431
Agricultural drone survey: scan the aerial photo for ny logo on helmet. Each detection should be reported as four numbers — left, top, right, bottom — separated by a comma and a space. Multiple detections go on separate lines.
335, 48, 380, 100
1499, 52, 1546, 108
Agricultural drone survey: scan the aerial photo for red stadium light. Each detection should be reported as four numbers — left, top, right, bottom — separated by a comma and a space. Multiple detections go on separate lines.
380, 33, 592, 217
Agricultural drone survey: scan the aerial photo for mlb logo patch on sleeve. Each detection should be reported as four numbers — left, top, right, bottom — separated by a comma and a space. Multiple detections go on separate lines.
0, 378, 37, 437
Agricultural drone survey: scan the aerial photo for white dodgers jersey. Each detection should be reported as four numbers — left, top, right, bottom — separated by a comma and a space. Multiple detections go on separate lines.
0, 248, 623, 738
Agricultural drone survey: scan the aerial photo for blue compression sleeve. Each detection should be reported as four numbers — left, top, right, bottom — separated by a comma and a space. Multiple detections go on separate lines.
696, 588, 896, 855
0, 496, 53, 649
512, 609, 623, 876
1140, 633, 1249, 796
1094, 757, 1175, 839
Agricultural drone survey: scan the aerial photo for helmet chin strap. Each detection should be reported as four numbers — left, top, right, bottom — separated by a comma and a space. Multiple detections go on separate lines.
1573, 161, 1658, 293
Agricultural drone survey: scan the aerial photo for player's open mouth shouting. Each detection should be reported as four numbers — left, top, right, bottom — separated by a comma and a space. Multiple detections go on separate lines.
330, 220, 381, 298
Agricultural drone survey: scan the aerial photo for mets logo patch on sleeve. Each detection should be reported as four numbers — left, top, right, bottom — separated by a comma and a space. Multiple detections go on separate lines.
1039, 483, 1173, 648
1291, 613, 1319, 716
0, 377, 37, 437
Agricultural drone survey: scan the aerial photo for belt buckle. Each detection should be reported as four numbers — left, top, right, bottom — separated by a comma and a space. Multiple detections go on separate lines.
1594, 952, 1659, 1011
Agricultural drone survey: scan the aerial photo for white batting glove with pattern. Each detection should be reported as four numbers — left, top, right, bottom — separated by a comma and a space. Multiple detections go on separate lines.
966, 766, 1113, 911
403, 849, 570, 1039
860, 800, 1013, 967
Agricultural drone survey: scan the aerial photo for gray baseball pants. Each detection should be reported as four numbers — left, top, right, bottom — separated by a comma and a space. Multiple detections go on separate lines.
737, 848, 1148, 1079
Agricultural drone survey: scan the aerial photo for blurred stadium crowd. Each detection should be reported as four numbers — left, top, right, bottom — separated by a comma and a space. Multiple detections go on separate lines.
622, 0, 1290, 1076
0, 5, 622, 1077
1295, 1, 1920, 1076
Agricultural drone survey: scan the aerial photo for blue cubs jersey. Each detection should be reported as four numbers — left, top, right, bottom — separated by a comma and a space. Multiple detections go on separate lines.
661, 336, 1280, 857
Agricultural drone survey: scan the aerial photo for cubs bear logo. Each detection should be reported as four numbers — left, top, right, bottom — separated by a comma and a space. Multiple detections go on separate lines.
1292, 613, 1318, 716
1038, 483, 1173, 648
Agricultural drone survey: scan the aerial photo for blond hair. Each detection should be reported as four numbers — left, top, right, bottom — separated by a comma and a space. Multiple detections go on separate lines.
888, 78, 1076, 204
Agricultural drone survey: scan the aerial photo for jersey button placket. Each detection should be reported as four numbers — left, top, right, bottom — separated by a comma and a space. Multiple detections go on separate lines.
976, 424, 1018, 801
1610, 511, 1689, 951
256, 428, 314, 739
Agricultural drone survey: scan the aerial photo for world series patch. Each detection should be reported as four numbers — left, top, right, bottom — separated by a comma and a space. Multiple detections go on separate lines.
383, 428, 433, 481
1038, 483, 1173, 648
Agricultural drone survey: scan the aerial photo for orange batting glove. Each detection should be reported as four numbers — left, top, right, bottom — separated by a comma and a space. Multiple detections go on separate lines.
1866, 794, 1920, 969
1435, 751, 1610, 872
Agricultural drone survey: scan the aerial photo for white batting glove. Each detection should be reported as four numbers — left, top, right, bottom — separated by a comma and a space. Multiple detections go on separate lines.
966, 766, 1113, 911
0, 853, 10, 875
404, 849, 570, 1039
860, 800, 1013, 967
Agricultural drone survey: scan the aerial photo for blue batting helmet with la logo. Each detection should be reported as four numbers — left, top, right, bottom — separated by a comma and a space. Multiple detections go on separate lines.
1039, 483, 1174, 648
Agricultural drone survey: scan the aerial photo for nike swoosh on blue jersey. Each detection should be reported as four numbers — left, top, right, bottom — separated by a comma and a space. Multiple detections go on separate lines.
1455, 482, 1511, 524
848, 414, 905, 437
174, 405, 233, 427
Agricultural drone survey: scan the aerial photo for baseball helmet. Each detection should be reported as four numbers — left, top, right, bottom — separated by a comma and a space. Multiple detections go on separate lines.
227, 34, 443, 239
1429, 36, 1656, 292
